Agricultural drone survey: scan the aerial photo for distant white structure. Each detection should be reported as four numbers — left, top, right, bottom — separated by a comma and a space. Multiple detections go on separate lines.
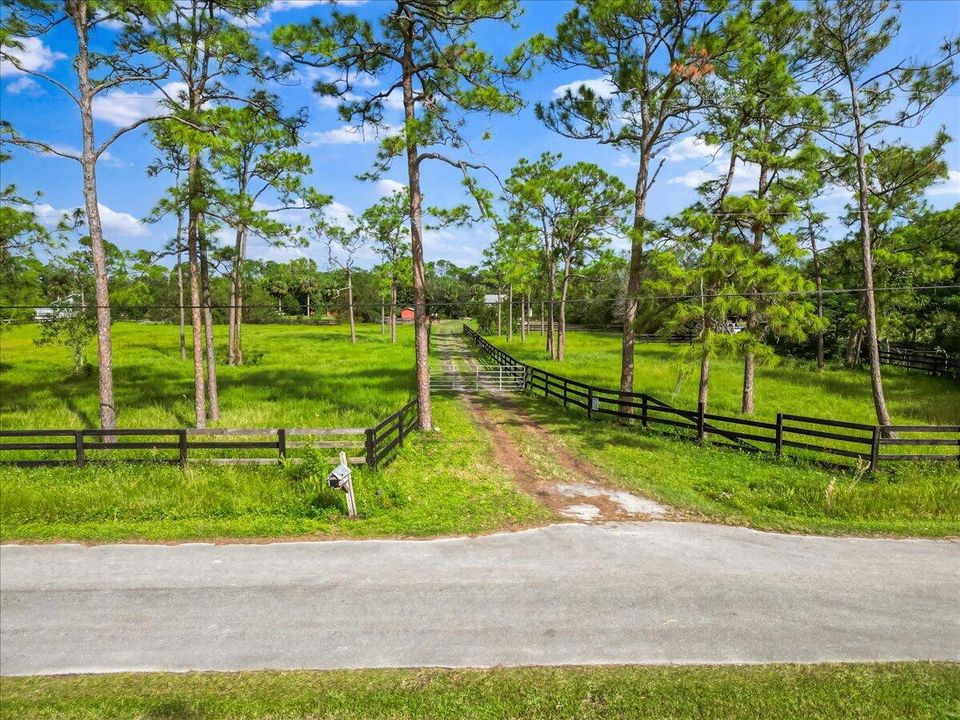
483, 294, 502, 305
34, 294, 80, 321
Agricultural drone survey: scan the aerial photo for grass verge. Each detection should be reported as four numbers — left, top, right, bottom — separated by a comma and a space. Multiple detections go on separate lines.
485, 393, 959, 537
0, 395, 550, 543
2, 663, 957, 719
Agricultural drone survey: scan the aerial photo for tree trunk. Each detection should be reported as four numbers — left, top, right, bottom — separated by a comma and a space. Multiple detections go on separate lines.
307, 293, 311, 318
235, 226, 245, 365
520, 292, 526, 342
402, 26, 432, 430
847, 66, 893, 431
546, 254, 556, 360
347, 269, 356, 344
390, 280, 397, 344
558, 271, 570, 362
540, 300, 544, 336
698, 341, 710, 410
507, 283, 513, 343
186, 152, 206, 428
72, 1, 117, 432
198, 220, 219, 421
496, 289, 502, 337
227, 224, 240, 365
619, 152, 650, 409
811, 232, 824, 371
177, 250, 186, 361
741, 165, 768, 415
380, 296, 385, 335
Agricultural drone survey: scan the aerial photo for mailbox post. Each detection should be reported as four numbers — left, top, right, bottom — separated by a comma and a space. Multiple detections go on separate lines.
328, 451, 357, 518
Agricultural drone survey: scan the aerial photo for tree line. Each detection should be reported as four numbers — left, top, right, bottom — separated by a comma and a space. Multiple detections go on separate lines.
2, 0, 958, 435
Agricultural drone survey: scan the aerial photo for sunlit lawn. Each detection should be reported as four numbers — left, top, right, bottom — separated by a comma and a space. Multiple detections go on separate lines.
0, 322, 549, 542
1, 321, 419, 429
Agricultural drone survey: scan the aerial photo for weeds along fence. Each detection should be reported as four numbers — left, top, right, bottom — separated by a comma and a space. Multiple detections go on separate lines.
875, 347, 959, 379
0, 397, 418, 471
464, 326, 960, 471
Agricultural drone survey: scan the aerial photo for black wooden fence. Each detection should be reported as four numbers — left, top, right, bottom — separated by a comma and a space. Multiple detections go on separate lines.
465, 326, 960, 470
876, 347, 959, 378
0, 398, 418, 471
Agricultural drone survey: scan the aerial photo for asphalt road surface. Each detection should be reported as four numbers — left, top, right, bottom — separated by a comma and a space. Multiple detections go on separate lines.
2, 521, 958, 675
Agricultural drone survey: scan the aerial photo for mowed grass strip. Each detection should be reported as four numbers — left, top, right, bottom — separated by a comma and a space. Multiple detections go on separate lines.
2, 663, 957, 719
492, 393, 960, 537
490, 330, 960, 427
0, 323, 550, 542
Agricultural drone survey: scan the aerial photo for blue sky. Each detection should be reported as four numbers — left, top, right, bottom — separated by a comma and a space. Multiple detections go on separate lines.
1, 0, 958, 270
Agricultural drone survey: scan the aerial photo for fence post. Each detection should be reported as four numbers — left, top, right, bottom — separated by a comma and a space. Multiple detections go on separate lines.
365, 428, 376, 470
563, 378, 568, 409
278, 428, 287, 462
399, 409, 406, 448
775, 414, 783, 458
869, 426, 880, 472
697, 401, 706, 442
74, 430, 85, 468
641, 395, 648, 429
178, 429, 188, 467
587, 388, 593, 420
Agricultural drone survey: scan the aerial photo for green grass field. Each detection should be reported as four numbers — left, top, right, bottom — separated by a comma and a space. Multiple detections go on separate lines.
1, 322, 419, 429
2, 321, 957, 541
2, 663, 956, 719
490, 330, 960, 426
0, 322, 548, 542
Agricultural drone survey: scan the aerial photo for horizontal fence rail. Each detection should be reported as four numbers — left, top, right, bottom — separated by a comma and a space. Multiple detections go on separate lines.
464, 326, 960, 471
430, 367, 526, 392
1, 398, 419, 471
874, 347, 959, 379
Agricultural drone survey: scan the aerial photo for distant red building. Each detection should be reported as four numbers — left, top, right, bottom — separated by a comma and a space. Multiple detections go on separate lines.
399, 307, 415, 321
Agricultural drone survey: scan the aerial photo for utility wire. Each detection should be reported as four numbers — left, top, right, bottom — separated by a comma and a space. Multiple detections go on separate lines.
2, 284, 958, 311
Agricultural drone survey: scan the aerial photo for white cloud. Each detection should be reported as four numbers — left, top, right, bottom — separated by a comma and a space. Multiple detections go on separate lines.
927, 169, 960, 197
666, 156, 761, 192
0, 36, 67, 77
376, 179, 405, 196
97, 204, 148, 237
317, 92, 361, 109
819, 184, 853, 202
614, 154, 635, 168
92, 81, 187, 127
94, 11, 126, 31
28, 201, 147, 237
6, 77, 40, 95
423, 227, 484, 266
306, 123, 399, 145
666, 136, 721, 162
667, 167, 718, 188
242, 1, 368, 28
383, 87, 404, 110
324, 200, 354, 227
552, 77, 616, 99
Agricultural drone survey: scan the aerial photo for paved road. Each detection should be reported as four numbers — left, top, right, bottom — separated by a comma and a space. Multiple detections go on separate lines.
2, 522, 958, 675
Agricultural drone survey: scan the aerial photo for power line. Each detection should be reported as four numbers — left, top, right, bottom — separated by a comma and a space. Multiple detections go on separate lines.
2, 284, 958, 312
